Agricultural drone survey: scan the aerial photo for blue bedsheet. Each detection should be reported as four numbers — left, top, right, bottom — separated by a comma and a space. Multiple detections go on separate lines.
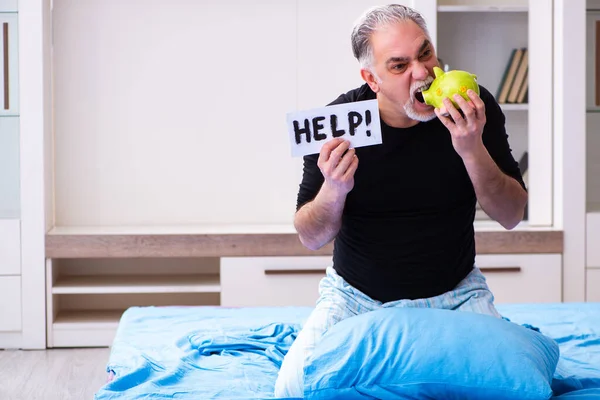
96, 306, 312, 399
497, 303, 600, 398
95, 303, 600, 399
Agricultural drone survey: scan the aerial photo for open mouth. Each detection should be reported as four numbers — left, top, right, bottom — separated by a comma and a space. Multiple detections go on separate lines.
415, 90, 425, 104
413, 83, 430, 104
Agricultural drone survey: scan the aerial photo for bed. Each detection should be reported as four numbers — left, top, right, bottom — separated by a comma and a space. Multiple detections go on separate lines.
94, 303, 600, 400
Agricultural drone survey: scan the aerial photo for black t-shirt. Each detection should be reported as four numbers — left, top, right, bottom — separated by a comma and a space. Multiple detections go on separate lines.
296, 83, 526, 302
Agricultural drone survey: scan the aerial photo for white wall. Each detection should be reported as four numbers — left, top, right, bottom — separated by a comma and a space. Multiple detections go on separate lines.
53, 0, 420, 227
53, 0, 300, 226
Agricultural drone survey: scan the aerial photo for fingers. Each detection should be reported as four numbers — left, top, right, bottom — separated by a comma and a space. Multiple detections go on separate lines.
342, 153, 359, 179
442, 97, 465, 124
438, 105, 449, 117
318, 138, 345, 164
452, 94, 476, 121
334, 148, 356, 177
435, 107, 453, 129
467, 89, 486, 118
317, 139, 356, 178
328, 140, 351, 168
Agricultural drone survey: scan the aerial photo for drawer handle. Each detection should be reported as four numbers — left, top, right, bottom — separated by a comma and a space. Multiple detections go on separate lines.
265, 267, 520, 275
264, 268, 326, 275
3, 22, 8, 110
480, 266, 521, 273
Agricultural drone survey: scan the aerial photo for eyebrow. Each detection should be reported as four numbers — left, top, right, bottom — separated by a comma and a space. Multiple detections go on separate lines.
385, 39, 431, 65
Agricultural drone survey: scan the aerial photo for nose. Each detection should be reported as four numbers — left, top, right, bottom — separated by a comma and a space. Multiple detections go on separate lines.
412, 62, 429, 81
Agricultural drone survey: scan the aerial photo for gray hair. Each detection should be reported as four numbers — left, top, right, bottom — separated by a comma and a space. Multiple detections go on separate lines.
351, 4, 431, 69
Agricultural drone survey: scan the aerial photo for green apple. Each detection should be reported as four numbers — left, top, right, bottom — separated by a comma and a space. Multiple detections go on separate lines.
421, 66, 480, 110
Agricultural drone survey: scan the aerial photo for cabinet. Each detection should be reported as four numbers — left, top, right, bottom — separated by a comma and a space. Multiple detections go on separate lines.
475, 254, 562, 303
0, 116, 20, 218
46, 257, 221, 347
587, 269, 600, 301
434, 0, 553, 226
0, 219, 20, 275
587, 8, 600, 300
0, 0, 48, 349
221, 256, 331, 307
221, 254, 562, 308
0, 5, 23, 342
0, 276, 21, 331
0, 1, 17, 12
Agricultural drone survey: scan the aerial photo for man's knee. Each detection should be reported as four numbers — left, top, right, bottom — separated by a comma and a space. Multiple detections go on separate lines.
274, 336, 305, 397
274, 300, 354, 398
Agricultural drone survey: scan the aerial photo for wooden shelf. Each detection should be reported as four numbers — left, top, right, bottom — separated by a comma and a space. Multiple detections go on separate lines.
51, 310, 124, 347
52, 274, 221, 294
53, 309, 123, 330
500, 103, 528, 111
47, 224, 298, 235
45, 226, 331, 258
45, 225, 563, 257
438, 5, 527, 12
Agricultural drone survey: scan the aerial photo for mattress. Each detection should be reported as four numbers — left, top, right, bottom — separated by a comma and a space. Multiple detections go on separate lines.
94, 303, 600, 399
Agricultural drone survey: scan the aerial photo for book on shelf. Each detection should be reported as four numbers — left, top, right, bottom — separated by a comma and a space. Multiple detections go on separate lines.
516, 74, 528, 103
496, 47, 528, 104
507, 49, 528, 103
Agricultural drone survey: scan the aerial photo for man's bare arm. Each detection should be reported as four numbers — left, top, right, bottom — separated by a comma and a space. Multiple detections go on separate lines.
462, 148, 527, 229
294, 183, 347, 250
436, 91, 527, 230
295, 139, 359, 250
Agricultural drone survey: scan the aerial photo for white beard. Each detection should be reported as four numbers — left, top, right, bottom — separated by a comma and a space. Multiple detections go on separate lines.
404, 101, 436, 122
404, 76, 436, 122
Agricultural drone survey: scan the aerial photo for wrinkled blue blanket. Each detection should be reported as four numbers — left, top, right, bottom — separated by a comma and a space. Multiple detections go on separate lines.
95, 303, 600, 399
497, 303, 600, 398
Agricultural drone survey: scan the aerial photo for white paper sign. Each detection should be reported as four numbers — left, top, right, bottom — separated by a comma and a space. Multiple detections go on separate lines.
286, 99, 382, 157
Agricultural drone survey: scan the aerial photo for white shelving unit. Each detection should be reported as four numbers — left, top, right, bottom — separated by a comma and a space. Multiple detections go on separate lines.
52, 274, 221, 294
41, 0, 560, 348
586, 4, 600, 301
0, 0, 48, 349
435, 0, 551, 225
45, 257, 221, 347
8, 0, 587, 349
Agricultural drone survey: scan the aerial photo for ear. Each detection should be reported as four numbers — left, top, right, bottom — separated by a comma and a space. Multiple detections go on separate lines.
360, 68, 379, 93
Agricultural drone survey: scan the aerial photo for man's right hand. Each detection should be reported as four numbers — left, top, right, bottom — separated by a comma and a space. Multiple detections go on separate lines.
295, 138, 357, 250
317, 138, 359, 197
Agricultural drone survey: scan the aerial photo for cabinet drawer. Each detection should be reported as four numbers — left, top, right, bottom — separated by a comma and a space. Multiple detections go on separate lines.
587, 269, 600, 302
221, 256, 331, 307
0, 275, 21, 331
475, 254, 562, 304
0, 2, 17, 12
587, 213, 600, 267
0, 116, 20, 218
0, 219, 19, 275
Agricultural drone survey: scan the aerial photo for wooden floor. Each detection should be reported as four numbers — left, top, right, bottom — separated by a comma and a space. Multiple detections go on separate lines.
0, 347, 111, 400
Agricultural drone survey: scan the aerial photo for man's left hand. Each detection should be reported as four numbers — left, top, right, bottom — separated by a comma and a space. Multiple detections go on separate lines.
435, 89, 486, 160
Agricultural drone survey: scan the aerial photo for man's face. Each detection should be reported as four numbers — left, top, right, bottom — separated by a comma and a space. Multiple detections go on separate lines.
366, 20, 439, 126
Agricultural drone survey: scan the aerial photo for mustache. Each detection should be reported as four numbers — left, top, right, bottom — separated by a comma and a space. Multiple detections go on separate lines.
410, 76, 434, 98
